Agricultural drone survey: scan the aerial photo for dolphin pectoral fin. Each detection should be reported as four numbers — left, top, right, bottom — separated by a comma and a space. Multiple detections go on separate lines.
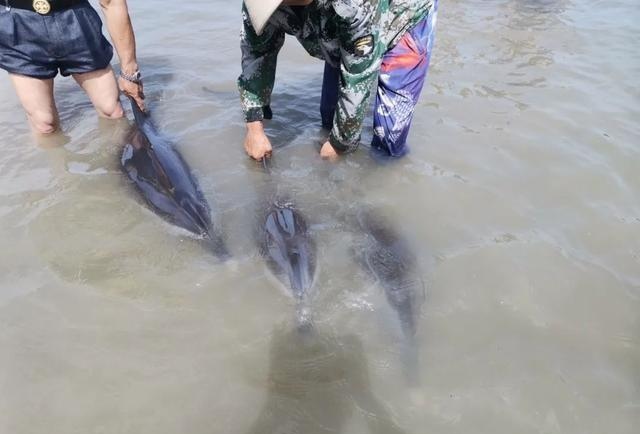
135, 179, 181, 217
176, 196, 212, 234
121, 143, 134, 165
145, 147, 177, 194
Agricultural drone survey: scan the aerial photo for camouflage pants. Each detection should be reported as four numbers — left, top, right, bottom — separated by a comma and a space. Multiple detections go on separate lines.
321, 2, 438, 157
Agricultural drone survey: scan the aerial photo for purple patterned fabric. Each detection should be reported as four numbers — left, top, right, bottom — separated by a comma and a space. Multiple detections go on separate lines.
321, 1, 438, 157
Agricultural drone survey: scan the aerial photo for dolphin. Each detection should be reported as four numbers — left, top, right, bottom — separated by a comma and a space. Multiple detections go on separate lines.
259, 160, 316, 330
355, 209, 425, 384
121, 98, 229, 259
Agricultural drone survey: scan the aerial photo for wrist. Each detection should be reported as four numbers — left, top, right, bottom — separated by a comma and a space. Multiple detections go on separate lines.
244, 107, 265, 123
120, 68, 142, 84
246, 121, 264, 133
120, 62, 139, 75
328, 132, 348, 154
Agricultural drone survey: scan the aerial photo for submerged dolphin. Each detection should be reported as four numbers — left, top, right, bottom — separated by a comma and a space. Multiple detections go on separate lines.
121, 98, 228, 259
356, 209, 425, 383
259, 161, 316, 329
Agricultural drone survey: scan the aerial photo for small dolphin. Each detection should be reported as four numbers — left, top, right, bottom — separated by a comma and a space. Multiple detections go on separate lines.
121, 98, 229, 259
356, 209, 425, 383
259, 161, 316, 329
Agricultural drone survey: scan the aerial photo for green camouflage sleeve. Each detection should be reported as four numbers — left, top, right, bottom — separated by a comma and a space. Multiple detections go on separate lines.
329, 0, 384, 153
238, 5, 285, 123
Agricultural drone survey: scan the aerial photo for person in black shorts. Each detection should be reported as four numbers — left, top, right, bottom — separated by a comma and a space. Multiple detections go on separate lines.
0, 0, 144, 134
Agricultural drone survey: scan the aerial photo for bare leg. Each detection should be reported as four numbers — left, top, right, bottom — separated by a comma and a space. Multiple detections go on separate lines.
73, 66, 124, 119
9, 74, 59, 134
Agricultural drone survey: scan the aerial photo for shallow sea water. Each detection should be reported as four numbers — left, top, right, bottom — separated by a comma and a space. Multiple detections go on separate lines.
0, 1, 638, 433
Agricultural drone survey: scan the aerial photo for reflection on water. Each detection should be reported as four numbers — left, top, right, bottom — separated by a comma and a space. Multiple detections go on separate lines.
246, 323, 406, 434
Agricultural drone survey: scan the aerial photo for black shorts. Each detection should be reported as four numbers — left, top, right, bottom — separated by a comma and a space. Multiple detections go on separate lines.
0, 1, 113, 79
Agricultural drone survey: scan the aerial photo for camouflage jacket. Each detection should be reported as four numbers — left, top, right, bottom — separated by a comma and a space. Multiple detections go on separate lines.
238, 0, 433, 153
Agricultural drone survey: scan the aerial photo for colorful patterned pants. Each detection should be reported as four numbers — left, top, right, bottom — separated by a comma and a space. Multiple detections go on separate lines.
321, 3, 438, 157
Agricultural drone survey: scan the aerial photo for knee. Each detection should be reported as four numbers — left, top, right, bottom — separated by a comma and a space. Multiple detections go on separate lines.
109, 104, 125, 119
28, 111, 57, 134
99, 101, 124, 119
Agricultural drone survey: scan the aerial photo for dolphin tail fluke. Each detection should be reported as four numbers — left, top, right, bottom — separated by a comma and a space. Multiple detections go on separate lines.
294, 301, 314, 335
203, 233, 232, 262
400, 332, 421, 386
397, 307, 421, 385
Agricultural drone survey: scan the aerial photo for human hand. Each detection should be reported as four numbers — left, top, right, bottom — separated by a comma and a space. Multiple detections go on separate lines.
320, 140, 339, 161
118, 76, 145, 112
244, 121, 273, 160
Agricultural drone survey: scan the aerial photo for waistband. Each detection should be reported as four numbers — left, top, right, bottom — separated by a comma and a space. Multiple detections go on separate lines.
5, 0, 87, 15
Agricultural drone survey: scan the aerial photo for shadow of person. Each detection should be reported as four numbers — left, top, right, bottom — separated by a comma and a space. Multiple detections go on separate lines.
246, 323, 406, 434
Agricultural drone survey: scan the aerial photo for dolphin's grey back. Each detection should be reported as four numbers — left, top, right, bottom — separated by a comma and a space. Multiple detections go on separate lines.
121, 98, 228, 258
259, 159, 317, 329
263, 204, 316, 299
127, 99, 207, 201
356, 209, 425, 383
